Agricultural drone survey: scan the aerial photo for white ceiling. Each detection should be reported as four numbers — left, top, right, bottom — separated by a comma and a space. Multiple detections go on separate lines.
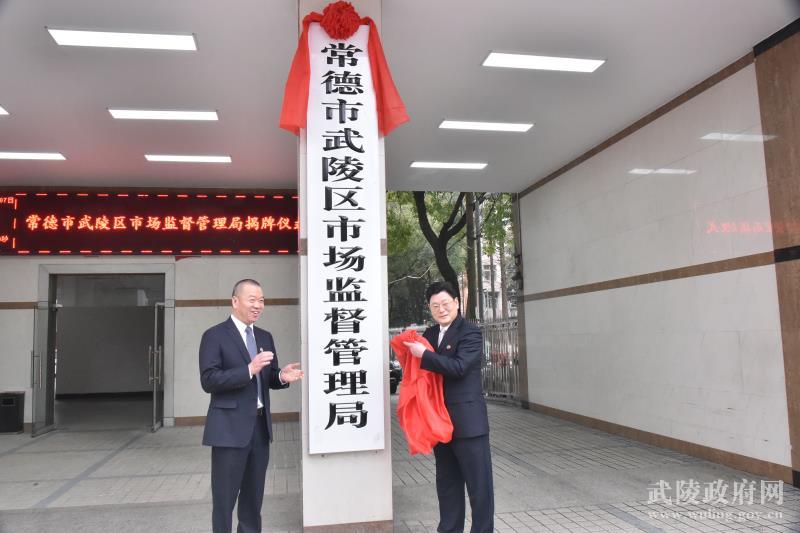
0, 0, 797, 193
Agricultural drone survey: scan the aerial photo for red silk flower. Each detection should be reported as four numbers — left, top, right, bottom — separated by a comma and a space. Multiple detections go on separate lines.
320, 1, 361, 39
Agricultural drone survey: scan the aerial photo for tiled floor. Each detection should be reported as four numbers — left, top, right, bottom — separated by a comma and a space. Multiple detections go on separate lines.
392, 402, 800, 533
0, 397, 798, 532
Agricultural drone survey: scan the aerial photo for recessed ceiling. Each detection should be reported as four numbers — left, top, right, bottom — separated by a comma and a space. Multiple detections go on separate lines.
0, 0, 797, 193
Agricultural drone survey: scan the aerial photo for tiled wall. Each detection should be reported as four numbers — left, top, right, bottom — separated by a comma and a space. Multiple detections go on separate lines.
173, 256, 301, 418
523, 66, 771, 293
0, 255, 301, 424
519, 64, 791, 466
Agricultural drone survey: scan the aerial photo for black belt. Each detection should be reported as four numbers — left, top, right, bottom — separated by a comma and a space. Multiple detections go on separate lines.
257, 407, 265, 416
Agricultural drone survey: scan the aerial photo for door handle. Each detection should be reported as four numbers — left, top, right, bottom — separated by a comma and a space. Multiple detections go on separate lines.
148, 346, 154, 384
155, 347, 162, 385
30, 351, 36, 387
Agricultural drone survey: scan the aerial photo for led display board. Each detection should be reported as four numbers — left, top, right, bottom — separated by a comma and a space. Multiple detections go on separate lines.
0, 190, 298, 255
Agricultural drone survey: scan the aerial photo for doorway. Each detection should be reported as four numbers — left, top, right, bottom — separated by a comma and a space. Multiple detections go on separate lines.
31, 272, 167, 434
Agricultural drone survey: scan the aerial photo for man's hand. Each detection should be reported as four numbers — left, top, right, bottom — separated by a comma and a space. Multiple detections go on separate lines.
248, 350, 274, 375
403, 340, 426, 359
280, 362, 304, 383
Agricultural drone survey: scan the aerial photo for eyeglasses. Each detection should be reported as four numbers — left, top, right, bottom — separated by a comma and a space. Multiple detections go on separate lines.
430, 299, 455, 311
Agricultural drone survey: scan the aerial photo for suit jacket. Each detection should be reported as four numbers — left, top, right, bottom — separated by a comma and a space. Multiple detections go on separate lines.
420, 314, 489, 439
199, 317, 288, 447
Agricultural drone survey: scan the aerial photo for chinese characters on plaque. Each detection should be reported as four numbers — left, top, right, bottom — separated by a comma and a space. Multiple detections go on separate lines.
306, 23, 384, 454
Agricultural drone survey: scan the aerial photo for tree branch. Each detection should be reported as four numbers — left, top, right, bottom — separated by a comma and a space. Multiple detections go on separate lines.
445, 212, 468, 240
389, 261, 435, 285
441, 192, 466, 231
480, 194, 500, 221
413, 191, 438, 246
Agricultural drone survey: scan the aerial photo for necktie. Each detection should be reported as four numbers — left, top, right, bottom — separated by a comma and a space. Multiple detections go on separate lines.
438, 328, 446, 349
245, 326, 263, 405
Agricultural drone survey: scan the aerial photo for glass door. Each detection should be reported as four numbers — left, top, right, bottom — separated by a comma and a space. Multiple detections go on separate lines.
31, 301, 56, 437
150, 302, 165, 431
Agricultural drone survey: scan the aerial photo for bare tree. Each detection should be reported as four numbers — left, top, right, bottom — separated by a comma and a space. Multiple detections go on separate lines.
412, 191, 468, 299
465, 192, 477, 319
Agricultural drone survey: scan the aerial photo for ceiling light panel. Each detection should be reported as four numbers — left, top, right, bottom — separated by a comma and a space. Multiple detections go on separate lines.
411, 161, 487, 170
109, 109, 218, 121
145, 154, 231, 163
47, 29, 197, 51
629, 168, 696, 175
439, 120, 533, 132
483, 52, 605, 72
701, 132, 775, 142
0, 152, 65, 160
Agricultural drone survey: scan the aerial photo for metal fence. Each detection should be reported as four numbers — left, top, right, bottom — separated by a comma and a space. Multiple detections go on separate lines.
388, 320, 519, 402
478, 319, 519, 401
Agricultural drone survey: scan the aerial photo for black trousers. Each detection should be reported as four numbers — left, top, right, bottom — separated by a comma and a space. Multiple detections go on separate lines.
211, 413, 270, 533
433, 434, 494, 533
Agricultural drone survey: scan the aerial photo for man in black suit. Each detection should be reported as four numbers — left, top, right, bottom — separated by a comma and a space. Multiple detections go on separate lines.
199, 279, 303, 533
403, 281, 494, 533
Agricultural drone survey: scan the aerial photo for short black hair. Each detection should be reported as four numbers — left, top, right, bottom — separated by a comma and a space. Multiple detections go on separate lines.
425, 281, 458, 302
232, 278, 261, 297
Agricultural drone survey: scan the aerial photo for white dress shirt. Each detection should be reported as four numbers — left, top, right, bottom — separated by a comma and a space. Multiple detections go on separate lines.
437, 324, 450, 348
230, 315, 264, 409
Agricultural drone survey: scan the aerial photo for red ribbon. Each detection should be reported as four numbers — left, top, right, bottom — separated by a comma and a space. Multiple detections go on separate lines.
390, 329, 453, 455
279, 12, 409, 137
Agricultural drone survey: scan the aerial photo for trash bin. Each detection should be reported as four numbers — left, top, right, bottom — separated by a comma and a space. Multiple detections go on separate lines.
0, 391, 24, 434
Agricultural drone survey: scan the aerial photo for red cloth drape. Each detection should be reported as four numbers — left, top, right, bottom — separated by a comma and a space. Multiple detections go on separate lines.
279, 13, 409, 137
390, 330, 453, 455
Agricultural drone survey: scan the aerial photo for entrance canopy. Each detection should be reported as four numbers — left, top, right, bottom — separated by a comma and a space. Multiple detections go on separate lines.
0, 1, 796, 193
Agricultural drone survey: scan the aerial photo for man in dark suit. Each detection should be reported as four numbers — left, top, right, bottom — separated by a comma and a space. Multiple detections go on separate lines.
403, 281, 494, 533
199, 279, 303, 533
